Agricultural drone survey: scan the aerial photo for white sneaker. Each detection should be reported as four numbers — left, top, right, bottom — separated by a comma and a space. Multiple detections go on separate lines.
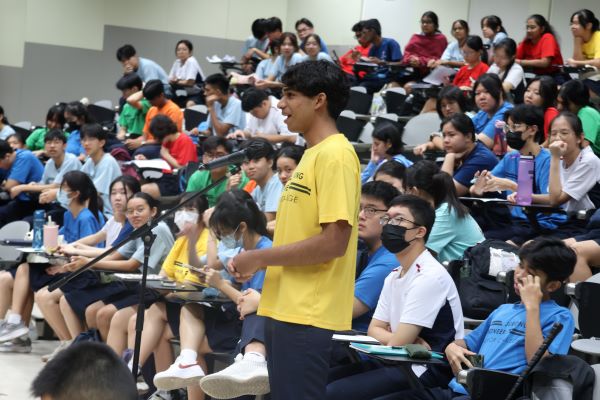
0, 322, 29, 342
153, 355, 205, 390
41, 340, 71, 362
199, 354, 270, 398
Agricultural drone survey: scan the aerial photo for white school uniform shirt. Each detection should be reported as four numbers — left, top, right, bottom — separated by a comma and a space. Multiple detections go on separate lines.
487, 63, 525, 90
245, 96, 304, 146
560, 146, 600, 212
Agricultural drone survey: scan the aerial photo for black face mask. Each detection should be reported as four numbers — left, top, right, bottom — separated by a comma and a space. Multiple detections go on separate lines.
381, 224, 418, 254
506, 130, 526, 150
66, 122, 80, 132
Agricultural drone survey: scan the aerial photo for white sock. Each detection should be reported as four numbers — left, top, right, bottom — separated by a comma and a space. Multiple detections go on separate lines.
244, 351, 266, 362
179, 348, 198, 365
6, 313, 21, 325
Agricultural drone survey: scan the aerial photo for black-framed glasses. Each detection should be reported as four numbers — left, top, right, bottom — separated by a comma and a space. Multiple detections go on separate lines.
379, 215, 418, 226
360, 205, 387, 218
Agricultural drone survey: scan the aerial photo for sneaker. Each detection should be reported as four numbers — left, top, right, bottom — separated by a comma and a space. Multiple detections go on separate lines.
0, 322, 29, 342
153, 355, 205, 390
147, 389, 174, 400
199, 354, 270, 398
0, 335, 32, 353
136, 374, 149, 394
41, 340, 71, 362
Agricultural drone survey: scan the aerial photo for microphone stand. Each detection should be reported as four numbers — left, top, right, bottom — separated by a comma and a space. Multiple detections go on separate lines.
48, 164, 242, 377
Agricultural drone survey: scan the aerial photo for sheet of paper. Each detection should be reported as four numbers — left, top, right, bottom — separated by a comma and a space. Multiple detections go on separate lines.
126, 159, 171, 171
332, 334, 379, 344
423, 66, 456, 85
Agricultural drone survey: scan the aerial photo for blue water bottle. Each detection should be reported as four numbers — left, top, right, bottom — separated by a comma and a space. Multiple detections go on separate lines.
33, 210, 45, 250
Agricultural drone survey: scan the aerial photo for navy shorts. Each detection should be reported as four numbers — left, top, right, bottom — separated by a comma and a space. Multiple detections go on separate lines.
28, 264, 99, 293
102, 281, 161, 310
237, 313, 266, 352
165, 299, 184, 338
64, 280, 133, 320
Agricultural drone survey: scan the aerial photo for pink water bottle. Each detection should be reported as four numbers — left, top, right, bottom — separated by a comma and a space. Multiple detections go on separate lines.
43, 216, 58, 253
516, 155, 534, 206
493, 121, 507, 156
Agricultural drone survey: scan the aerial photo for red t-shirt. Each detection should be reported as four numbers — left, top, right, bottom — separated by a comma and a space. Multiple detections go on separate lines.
516, 33, 563, 75
340, 45, 371, 76
543, 107, 559, 140
163, 133, 198, 166
452, 62, 489, 88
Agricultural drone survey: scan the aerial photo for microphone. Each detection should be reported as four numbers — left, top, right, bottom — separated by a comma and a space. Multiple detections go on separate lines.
199, 141, 264, 170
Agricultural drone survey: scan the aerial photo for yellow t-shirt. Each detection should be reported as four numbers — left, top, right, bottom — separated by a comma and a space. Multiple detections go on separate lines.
582, 31, 600, 60
257, 134, 361, 331
161, 228, 209, 284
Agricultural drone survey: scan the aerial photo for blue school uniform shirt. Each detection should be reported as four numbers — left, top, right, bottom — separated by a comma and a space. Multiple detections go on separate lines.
241, 235, 271, 292
272, 53, 304, 81
448, 300, 574, 394
59, 208, 105, 244
491, 148, 566, 229
365, 37, 402, 80
352, 245, 398, 332
251, 173, 284, 213
471, 102, 514, 140
300, 37, 329, 54
81, 153, 122, 215
65, 130, 83, 157
1, 149, 44, 201
453, 142, 498, 188
205, 96, 246, 135
360, 155, 413, 184
138, 57, 171, 96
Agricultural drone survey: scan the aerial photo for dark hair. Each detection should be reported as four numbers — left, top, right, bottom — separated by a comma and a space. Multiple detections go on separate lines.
109, 175, 141, 202
362, 180, 400, 208
352, 21, 364, 33
61, 170, 102, 223
549, 111, 584, 137
266, 16, 283, 33
202, 135, 232, 154
46, 103, 66, 127
129, 191, 160, 211
504, 104, 544, 143
0, 139, 13, 158
494, 38, 517, 83
175, 39, 193, 53
295, 18, 314, 30
268, 38, 281, 54
7, 132, 24, 147
44, 128, 67, 144
204, 73, 230, 95
526, 75, 558, 110
116, 73, 143, 91
275, 145, 304, 166
473, 73, 504, 108
65, 101, 93, 123
372, 122, 404, 155
31, 342, 137, 400
481, 15, 506, 34
116, 44, 136, 62
374, 160, 407, 188
281, 60, 349, 119
441, 113, 476, 142
149, 115, 178, 142
280, 32, 300, 52
304, 33, 323, 51
463, 35, 488, 64
241, 88, 269, 112
519, 237, 576, 282
362, 19, 382, 36
179, 192, 209, 223
0, 105, 8, 124
406, 161, 469, 219
389, 194, 436, 242
251, 18, 269, 39
571, 9, 599, 32
142, 79, 165, 100
241, 138, 276, 164
559, 79, 590, 110
209, 189, 268, 239
422, 11, 440, 31
527, 14, 555, 36
452, 19, 470, 36
436, 86, 468, 119
81, 123, 108, 142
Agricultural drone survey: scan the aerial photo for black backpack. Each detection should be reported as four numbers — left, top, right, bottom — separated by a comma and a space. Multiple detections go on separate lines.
449, 239, 520, 319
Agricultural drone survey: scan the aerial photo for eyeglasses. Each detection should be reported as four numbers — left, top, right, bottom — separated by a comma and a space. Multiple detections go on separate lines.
379, 215, 418, 226
502, 123, 526, 134
360, 205, 387, 218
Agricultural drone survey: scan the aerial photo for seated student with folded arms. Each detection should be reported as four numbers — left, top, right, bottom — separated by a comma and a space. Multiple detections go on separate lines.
191, 74, 246, 137
152, 190, 271, 399
326, 195, 464, 400
386, 238, 576, 400
439, 113, 498, 196
186, 136, 249, 207
470, 104, 565, 244
139, 115, 198, 198
228, 88, 303, 145
125, 79, 183, 158
11, 129, 81, 226
116, 73, 149, 141
79, 123, 122, 215
0, 139, 44, 225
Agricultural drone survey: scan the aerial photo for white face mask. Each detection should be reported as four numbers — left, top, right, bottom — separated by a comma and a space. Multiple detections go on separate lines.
174, 210, 199, 231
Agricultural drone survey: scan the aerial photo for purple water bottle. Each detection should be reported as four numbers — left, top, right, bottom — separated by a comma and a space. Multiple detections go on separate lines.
516, 155, 534, 206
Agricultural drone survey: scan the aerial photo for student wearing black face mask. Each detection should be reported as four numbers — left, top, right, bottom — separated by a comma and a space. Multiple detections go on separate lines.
326, 195, 464, 400
470, 104, 567, 244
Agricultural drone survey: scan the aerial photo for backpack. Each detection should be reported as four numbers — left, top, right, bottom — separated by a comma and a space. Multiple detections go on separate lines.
450, 239, 520, 319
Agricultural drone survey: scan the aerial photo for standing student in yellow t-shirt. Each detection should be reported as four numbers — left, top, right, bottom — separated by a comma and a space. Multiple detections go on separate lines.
229, 60, 361, 399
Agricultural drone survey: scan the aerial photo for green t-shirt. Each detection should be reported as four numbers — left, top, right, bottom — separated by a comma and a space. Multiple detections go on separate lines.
118, 99, 151, 135
186, 168, 249, 207
579, 106, 600, 157
25, 127, 69, 151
